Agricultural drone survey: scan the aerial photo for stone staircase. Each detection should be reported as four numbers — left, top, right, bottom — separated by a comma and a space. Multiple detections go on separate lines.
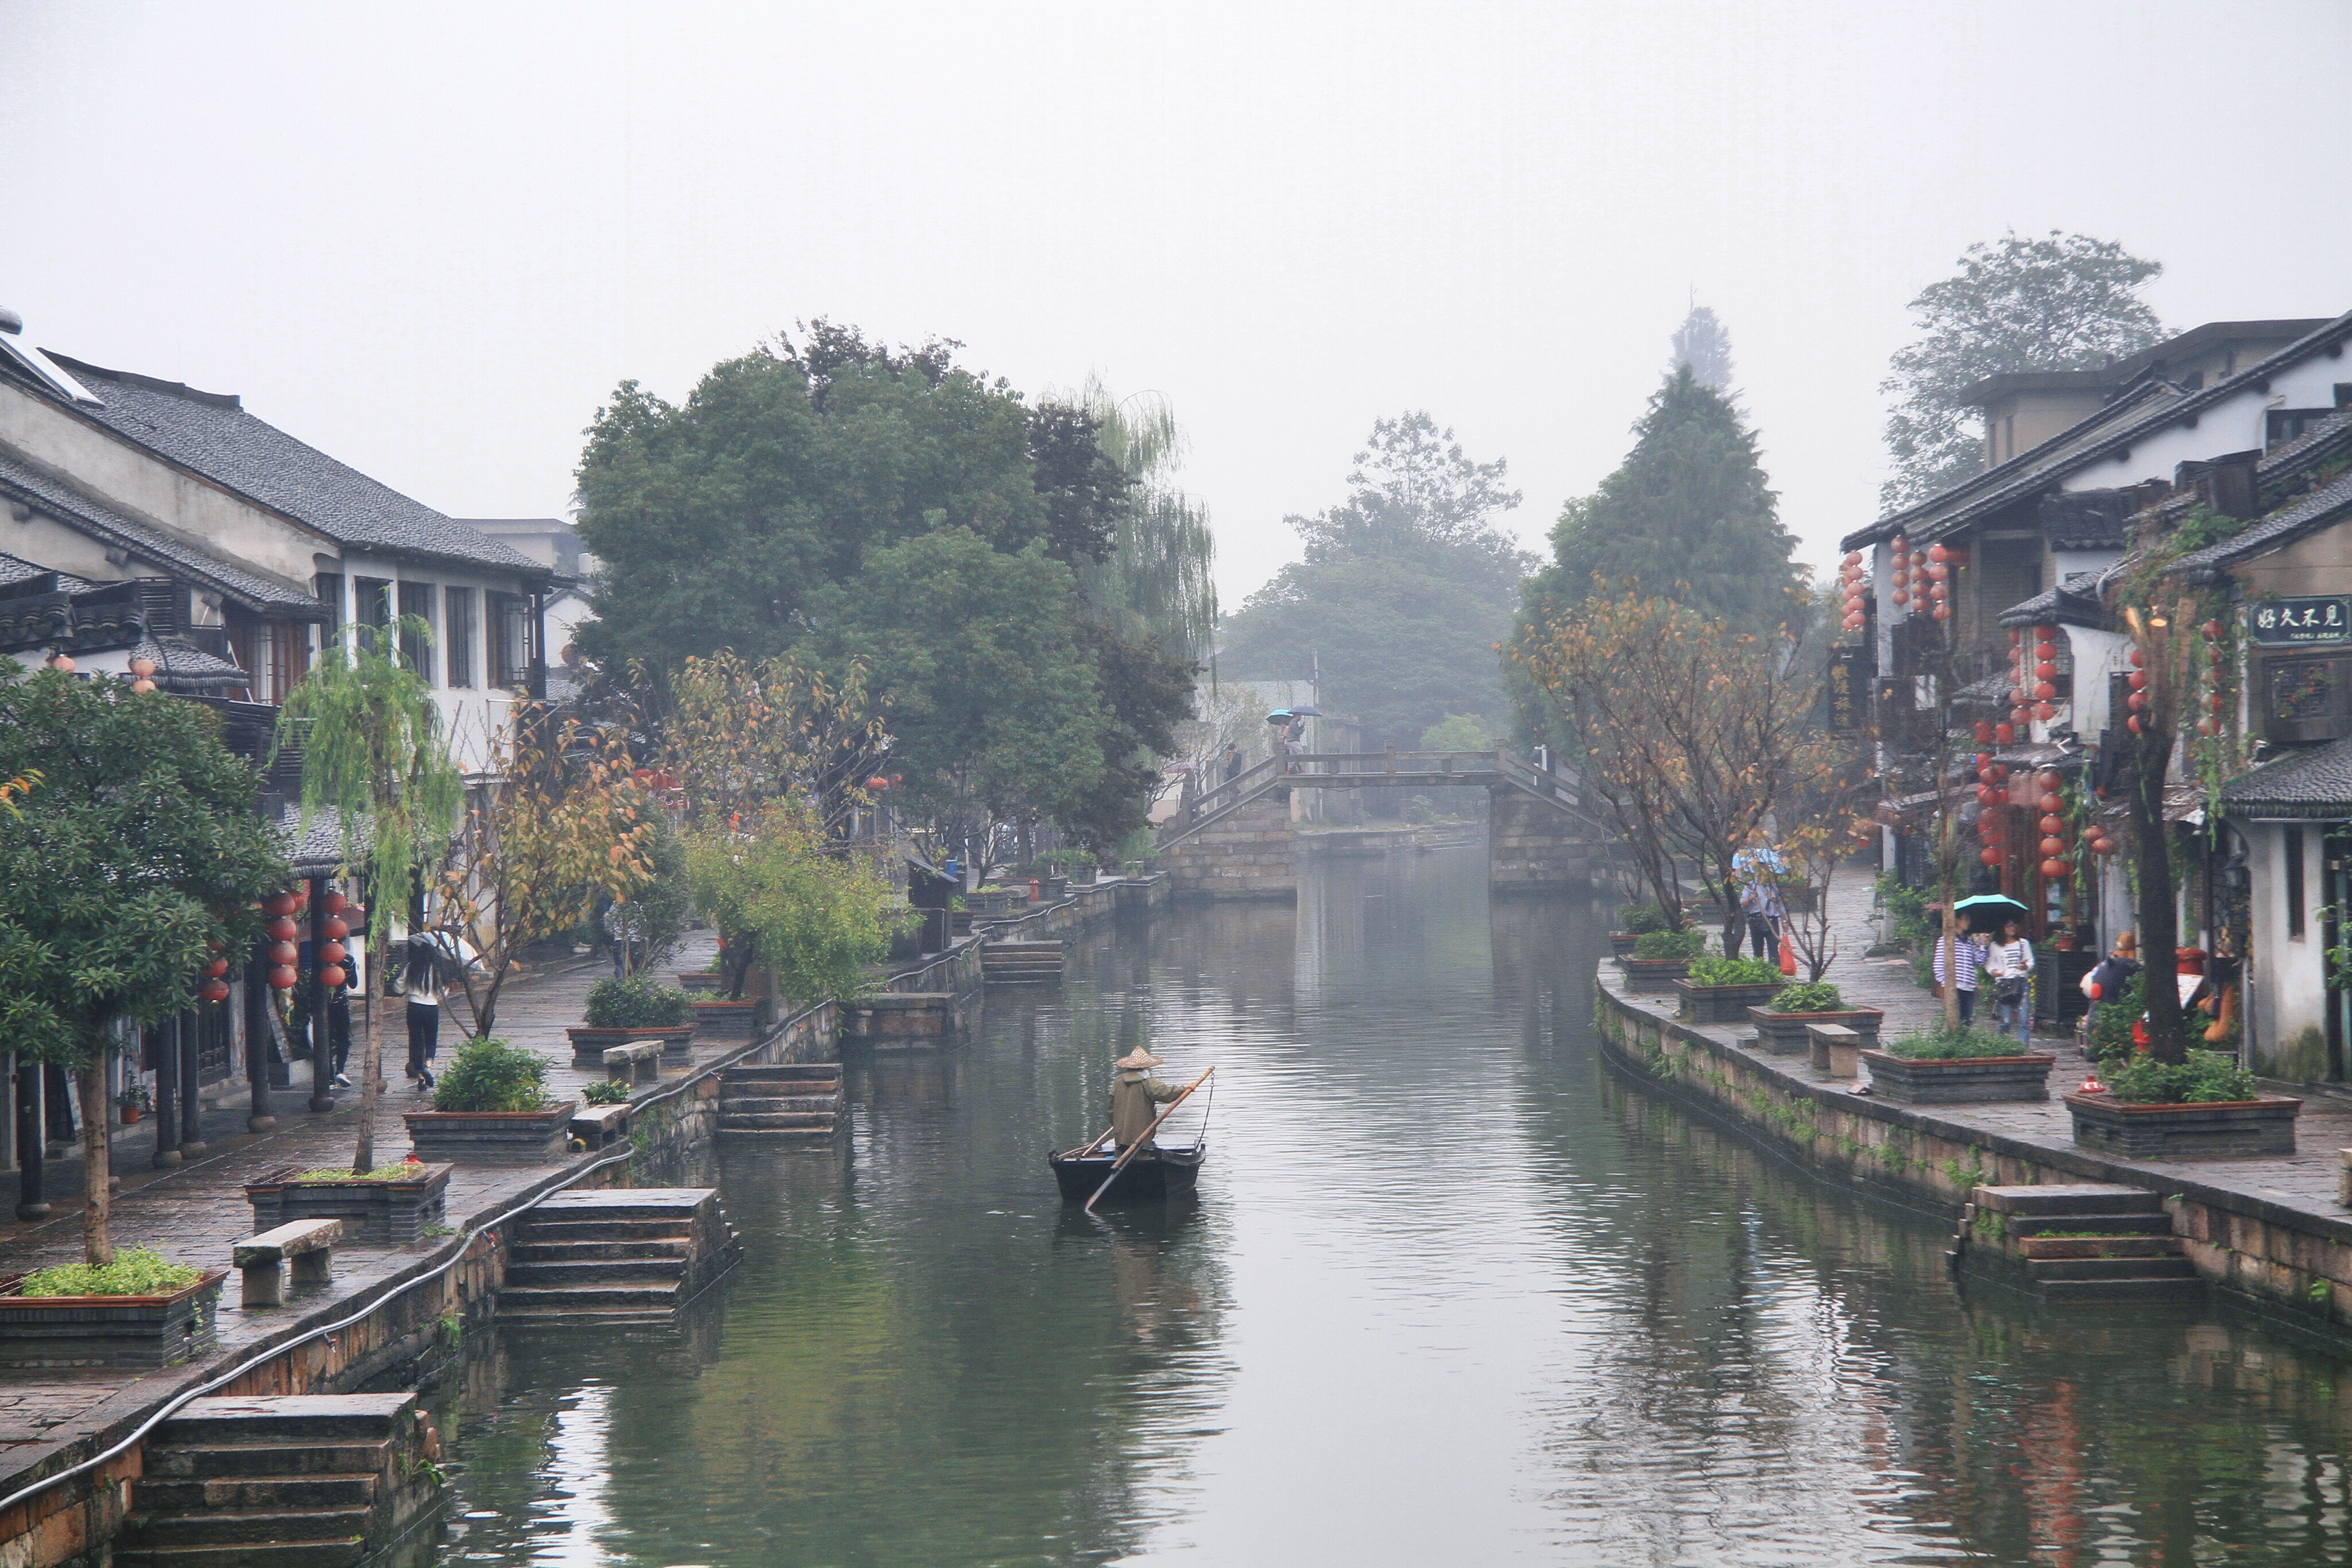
119, 1393, 439, 1568
497, 1188, 741, 1328
717, 1062, 842, 1141
982, 941, 1064, 985
1954, 1184, 2203, 1303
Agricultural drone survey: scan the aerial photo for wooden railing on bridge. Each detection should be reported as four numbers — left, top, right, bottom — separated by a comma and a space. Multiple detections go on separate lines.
1158, 746, 1604, 848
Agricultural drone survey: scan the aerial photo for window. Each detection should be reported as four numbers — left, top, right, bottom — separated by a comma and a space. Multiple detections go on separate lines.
314, 573, 343, 640
397, 582, 436, 684
2289, 826, 2307, 939
487, 590, 529, 690
444, 587, 475, 688
2268, 409, 2334, 450
353, 577, 392, 652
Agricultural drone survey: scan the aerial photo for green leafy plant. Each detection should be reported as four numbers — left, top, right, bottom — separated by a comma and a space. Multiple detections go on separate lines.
1769, 981, 1846, 1014
1618, 901, 1672, 935
580, 1079, 633, 1106
685, 798, 906, 1008
430, 1037, 551, 1114
1883, 1024, 2031, 1060
2088, 971, 2148, 1061
583, 974, 695, 1030
1686, 954, 1783, 986
292, 1166, 419, 1183
1632, 929, 1707, 961
1874, 874, 1931, 947
2103, 1049, 2260, 1105
20, 1247, 203, 1298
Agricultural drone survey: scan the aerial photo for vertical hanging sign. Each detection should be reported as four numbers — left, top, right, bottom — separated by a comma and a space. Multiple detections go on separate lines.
1827, 645, 1866, 732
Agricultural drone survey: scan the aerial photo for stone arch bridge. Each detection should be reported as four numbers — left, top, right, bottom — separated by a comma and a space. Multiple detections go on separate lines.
1154, 749, 1609, 898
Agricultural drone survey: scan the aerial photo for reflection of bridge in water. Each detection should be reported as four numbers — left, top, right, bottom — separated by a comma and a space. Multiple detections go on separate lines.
1156, 749, 1609, 897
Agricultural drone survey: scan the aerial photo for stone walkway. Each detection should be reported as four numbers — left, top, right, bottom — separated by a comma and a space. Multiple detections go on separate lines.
0, 933, 721, 1455
1648, 869, 2352, 1221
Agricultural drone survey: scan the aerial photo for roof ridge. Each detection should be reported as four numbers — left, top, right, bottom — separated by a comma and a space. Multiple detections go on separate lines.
47, 354, 242, 411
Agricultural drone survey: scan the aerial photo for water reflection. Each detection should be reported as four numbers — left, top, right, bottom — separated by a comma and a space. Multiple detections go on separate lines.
424, 847, 2352, 1566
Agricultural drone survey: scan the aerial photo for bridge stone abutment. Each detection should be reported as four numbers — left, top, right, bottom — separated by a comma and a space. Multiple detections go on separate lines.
1164, 788, 1297, 899
1488, 785, 1592, 892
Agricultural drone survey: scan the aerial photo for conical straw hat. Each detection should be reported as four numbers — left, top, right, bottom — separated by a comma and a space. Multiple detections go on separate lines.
1115, 1048, 1163, 1070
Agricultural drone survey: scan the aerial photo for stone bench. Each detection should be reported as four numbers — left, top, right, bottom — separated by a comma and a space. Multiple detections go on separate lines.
1808, 1023, 1862, 1080
604, 1040, 663, 1085
232, 1218, 342, 1308
571, 1102, 632, 1150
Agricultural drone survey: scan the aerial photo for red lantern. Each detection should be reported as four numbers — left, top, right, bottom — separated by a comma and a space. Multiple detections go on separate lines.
1995, 723, 2016, 744
1928, 562, 1949, 582
2036, 624, 2057, 641
324, 916, 349, 941
2035, 702, 2057, 721
269, 965, 299, 990
322, 890, 347, 915
2040, 836, 2065, 857
2128, 715, 2144, 734
1933, 604, 1951, 621
1976, 785, 1999, 807
264, 891, 296, 917
2196, 718, 2218, 736
2095, 836, 2118, 855
1975, 722, 1994, 745
1891, 589, 1909, 607
204, 957, 229, 978
2034, 661, 2057, 682
2127, 690, 2148, 711
2038, 814, 2063, 835
2030, 682, 2053, 702
2041, 858, 2069, 879
2129, 647, 2145, 667
2036, 769, 2063, 791
1977, 766, 1998, 787
318, 965, 347, 989
1981, 847, 2003, 866
2126, 670, 2147, 690
2203, 620, 2223, 641
2034, 641, 2057, 662
268, 940, 298, 966
319, 941, 347, 967
267, 916, 298, 943
1929, 580, 1949, 601
2207, 692, 2225, 714
200, 978, 230, 1004
2037, 792, 2062, 815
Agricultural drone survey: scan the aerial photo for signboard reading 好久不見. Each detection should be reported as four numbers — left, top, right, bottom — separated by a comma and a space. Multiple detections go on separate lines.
2250, 596, 2352, 645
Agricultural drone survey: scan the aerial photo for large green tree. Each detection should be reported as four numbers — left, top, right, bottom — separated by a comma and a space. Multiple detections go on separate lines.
1219, 412, 1530, 745
1880, 230, 2165, 506
0, 668, 287, 1265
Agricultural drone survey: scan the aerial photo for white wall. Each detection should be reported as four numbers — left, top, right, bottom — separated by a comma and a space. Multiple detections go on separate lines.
2245, 819, 2331, 1079
2060, 349, 2351, 497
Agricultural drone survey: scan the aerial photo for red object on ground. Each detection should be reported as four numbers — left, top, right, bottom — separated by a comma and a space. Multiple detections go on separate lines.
1778, 938, 1797, 977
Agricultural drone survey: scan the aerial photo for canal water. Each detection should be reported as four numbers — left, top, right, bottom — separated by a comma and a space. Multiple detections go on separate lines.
428, 845, 2352, 1566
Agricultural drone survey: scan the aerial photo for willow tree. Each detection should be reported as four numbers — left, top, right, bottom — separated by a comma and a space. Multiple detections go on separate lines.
0, 668, 284, 1264
276, 618, 462, 1172
1077, 377, 1218, 668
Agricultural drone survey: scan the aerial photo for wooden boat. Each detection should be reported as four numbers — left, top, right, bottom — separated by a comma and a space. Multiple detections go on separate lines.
1048, 1141, 1206, 1204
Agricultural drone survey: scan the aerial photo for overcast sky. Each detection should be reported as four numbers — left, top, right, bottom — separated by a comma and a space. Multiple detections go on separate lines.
6, 2, 2347, 607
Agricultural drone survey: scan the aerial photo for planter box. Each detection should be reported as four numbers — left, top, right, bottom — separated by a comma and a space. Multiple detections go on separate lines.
1608, 934, 1644, 959
246, 1163, 452, 1245
1746, 1006, 1883, 1056
679, 971, 726, 992
1862, 1050, 2056, 1104
690, 998, 760, 1039
967, 889, 1030, 917
403, 1105, 574, 1166
0, 1269, 227, 1368
1671, 978, 1785, 1025
2064, 1093, 2302, 1159
1042, 875, 1069, 900
568, 1023, 697, 1066
1622, 958, 1691, 994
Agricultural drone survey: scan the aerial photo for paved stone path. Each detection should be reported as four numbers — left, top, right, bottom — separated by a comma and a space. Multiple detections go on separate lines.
0, 933, 720, 1454
1641, 869, 2352, 1221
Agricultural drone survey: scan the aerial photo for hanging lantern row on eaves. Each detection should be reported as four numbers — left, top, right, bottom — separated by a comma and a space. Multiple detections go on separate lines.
255, 885, 362, 993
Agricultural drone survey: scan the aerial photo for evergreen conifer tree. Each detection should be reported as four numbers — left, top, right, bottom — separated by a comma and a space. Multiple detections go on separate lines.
1669, 303, 1734, 392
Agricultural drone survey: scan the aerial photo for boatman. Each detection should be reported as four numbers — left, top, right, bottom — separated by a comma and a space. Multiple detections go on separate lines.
1109, 1048, 1186, 1152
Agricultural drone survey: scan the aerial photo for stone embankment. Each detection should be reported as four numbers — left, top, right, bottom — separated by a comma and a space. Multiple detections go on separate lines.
1595, 882, 2352, 1344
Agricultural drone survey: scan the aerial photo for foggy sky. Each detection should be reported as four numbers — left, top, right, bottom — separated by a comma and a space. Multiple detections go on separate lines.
5, 2, 2346, 609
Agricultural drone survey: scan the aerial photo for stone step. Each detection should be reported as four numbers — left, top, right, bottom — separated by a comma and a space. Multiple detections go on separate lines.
135, 1473, 379, 1513
519, 1217, 693, 1243
717, 1124, 839, 1141
142, 1441, 392, 1480
113, 1540, 366, 1568
121, 1504, 370, 1548
509, 1237, 691, 1264
2016, 1236, 2185, 1260
2006, 1213, 2175, 1238
505, 1258, 686, 1287
2029, 1256, 2201, 1283
1972, 1184, 2164, 1217
724, 1064, 841, 1083
497, 1305, 682, 1329
719, 1094, 838, 1114
720, 1110, 836, 1130
2041, 1275, 2207, 1302
528, 1191, 717, 1223
157, 1395, 413, 1447
497, 1283, 681, 1311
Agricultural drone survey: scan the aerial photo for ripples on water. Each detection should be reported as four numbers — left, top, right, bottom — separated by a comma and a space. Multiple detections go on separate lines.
428, 846, 2352, 1566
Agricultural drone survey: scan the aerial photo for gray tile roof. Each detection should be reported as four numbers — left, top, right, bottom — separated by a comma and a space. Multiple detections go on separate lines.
276, 804, 361, 878
2166, 470, 2352, 583
1997, 570, 2111, 629
40, 355, 547, 578
0, 451, 323, 614
2221, 739, 2352, 818
1844, 309, 2352, 551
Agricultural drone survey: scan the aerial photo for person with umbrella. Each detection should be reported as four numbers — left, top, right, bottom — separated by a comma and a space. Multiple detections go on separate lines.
1983, 915, 2038, 1046
1733, 835, 1789, 961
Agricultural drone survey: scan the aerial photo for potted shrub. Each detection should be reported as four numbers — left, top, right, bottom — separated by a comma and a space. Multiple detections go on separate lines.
2065, 1050, 2301, 1158
245, 1160, 454, 1244
403, 1036, 572, 1164
680, 956, 727, 993
1861, 1024, 2056, 1104
568, 973, 699, 1064
1623, 928, 1706, 993
1672, 954, 1788, 1024
968, 884, 1030, 917
0, 1248, 228, 1369
1610, 902, 1671, 961
1746, 981, 1885, 1057
117, 1081, 150, 1125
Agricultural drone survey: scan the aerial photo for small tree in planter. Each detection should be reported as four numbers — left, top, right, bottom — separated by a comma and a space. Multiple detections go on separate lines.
1746, 980, 1886, 1055
276, 618, 462, 1174
685, 798, 905, 1010
0, 665, 285, 1272
571, 973, 698, 1062
1674, 954, 1786, 1023
2068, 1043, 2299, 1157
1624, 928, 1707, 992
1610, 901, 1671, 958
405, 1036, 570, 1164
1863, 1022, 2055, 1104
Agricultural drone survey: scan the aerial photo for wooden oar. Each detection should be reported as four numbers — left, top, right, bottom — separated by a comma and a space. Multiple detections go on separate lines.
1085, 1066, 1216, 1214
1061, 1126, 1116, 1159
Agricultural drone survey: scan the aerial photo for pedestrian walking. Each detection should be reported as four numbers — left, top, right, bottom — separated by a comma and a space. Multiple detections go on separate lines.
1984, 917, 2037, 1046
1221, 742, 1243, 784
1931, 917, 1985, 1025
1734, 834, 1789, 960
403, 930, 449, 1090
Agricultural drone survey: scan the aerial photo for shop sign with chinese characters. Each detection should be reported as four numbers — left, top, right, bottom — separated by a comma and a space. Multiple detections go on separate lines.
2250, 596, 2352, 646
